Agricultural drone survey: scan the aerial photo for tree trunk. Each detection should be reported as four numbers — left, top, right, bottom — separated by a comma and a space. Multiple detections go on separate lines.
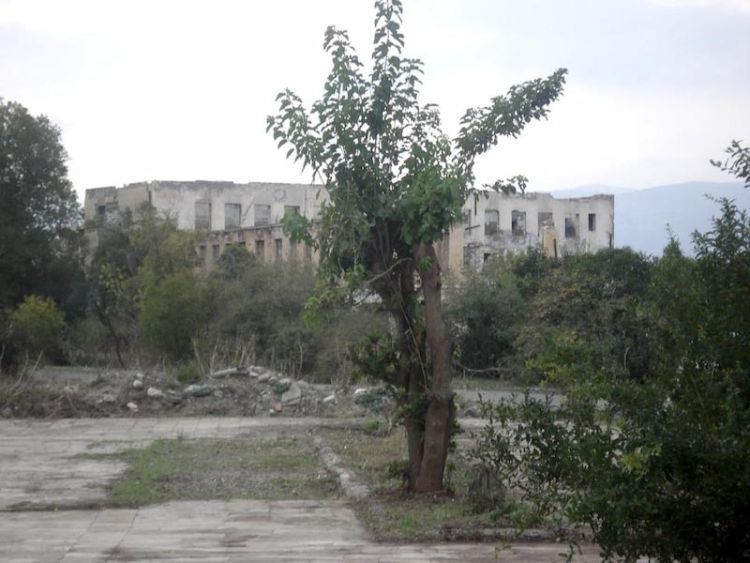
414, 241, 455, 492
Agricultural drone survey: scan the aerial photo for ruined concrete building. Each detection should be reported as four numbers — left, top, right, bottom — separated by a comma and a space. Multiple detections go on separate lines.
85, 181, 327, 266
84, 181, 614, 272
460, 191, 614, 269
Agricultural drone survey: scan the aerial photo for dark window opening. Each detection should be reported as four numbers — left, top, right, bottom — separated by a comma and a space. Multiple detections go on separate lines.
511, 210, 526, 237
255, 239, 265, 259
463, 209, 471, 228
565, 217, 577, 239
275, 238, 283, 260
483, 253, 492, 263
284, 205, 300, 217
588, 213, 597, 232
195, 201, 212, 231
538, 211, 554, 235
254, 204, 271, 227
211, 244, 220, 260
225, 203, 241, 229
484, 209, 499, 235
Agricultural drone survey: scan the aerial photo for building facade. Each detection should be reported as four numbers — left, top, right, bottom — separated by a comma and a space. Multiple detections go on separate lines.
84, 182, 614, 273
460, 191, 614, 269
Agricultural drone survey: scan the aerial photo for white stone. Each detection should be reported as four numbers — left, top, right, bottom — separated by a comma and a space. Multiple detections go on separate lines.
281, 382, 302, 406
135, 371, 144, 380
353, 387, 369, 399
146, 387, 164, 399
323, 394, 336, 405
126, 402, 138, 413
132, 379, 144, 390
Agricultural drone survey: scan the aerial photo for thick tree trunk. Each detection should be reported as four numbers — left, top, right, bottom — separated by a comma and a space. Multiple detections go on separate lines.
414, 241, 455, 492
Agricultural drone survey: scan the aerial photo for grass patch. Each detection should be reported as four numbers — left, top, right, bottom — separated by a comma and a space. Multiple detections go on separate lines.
320, 427, 506, 541
102, 432, 339, 506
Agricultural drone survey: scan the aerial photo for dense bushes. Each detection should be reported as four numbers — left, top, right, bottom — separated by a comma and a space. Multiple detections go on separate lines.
469, 199, 750, 562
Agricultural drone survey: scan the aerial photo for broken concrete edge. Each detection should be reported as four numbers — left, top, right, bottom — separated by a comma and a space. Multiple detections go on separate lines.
311, 430, 593, 546
311, 434, 370, 501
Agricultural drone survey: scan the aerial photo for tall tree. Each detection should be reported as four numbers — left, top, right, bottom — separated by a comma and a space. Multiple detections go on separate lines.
268, 0, 566, 491
0, 99, 81, 310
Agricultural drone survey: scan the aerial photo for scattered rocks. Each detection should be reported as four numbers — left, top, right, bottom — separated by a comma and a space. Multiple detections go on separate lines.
323, 393, 336, 405
184, 384, 213, 398
281, 382, 302, 406
146, 387, 164, 399
257, 373, 271, 383
135, 371, 144, 380
96, 393, 116, 406
126, 402, 139, 413
132, 379, 144, 390
462, 404, 481, 418
353, 387, 368, 399
210, 367, 248, 378
164, 391, 183, 405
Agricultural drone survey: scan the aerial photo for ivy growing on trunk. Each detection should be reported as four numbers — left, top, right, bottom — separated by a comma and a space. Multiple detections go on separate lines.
267, 0, 566, 491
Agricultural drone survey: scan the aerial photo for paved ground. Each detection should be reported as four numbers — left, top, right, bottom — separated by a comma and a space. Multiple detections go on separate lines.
0, 417, 600, 561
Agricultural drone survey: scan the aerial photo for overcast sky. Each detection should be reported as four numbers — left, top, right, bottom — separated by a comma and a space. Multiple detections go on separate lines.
2, 0, 749, 201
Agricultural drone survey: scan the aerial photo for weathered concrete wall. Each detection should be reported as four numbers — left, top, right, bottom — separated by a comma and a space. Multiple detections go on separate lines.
84, 181, 326, 230
84, 182, 614, 274
461, 191, 614, 269
146, 181, 327, 231
84, 184, 150, 226
199, 223, 319, 269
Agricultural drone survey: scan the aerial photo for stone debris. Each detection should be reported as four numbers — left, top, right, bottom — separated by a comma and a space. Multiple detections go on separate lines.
210, 367, 248, 378
323, 394, 336, 405
352, 388, 368, 399
146, 387, 164, 399
126, 402, 139, 413
96, 393, 116, 405
184, 384, 213, 397
281, 382, 302, 406
257, 373, 271, 383
135, 371, 144, 380
132, 379, 144, 390
164, 391, 183, 405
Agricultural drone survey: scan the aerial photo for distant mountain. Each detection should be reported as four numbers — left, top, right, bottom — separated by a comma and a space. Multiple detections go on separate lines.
536, 181, 748, 256
615, 182, 748, 256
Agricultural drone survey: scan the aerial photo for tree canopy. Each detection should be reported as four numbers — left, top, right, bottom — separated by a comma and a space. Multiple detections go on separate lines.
268, 0, 566, 491
0, 99, 81, 310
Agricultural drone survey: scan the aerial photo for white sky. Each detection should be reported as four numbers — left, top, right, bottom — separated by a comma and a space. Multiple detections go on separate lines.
2, 0, 749, 202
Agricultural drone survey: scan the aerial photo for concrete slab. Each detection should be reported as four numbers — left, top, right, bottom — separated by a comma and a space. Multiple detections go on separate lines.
0, 418, 602, 561
0, 501, 601, 561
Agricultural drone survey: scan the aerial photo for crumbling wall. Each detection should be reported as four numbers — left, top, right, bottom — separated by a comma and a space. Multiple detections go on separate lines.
461, 191, 614, 269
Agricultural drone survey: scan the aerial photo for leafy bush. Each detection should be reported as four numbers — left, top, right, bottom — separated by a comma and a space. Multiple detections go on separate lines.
446, 258, 526, 377
9, 295, 66, 362
471, 199, 750, 562
139, 271, 214, 361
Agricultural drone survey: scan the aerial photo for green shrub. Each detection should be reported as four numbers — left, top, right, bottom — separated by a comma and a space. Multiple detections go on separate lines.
139, 271, 213, 361
9, 295, 66, 361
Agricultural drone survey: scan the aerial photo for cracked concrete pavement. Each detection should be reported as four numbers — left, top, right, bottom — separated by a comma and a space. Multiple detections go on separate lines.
0, 417, 601, 561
